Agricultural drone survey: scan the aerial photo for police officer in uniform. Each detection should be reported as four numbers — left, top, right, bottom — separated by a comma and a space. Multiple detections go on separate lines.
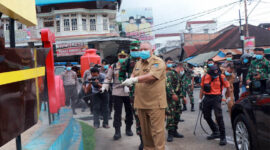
122, 42, 167, 150
61, 62, 78, 115
102, 51, 134, 140
199, 65, 230, 146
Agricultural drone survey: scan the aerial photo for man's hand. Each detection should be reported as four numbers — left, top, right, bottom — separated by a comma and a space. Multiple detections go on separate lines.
101, 84, 109, 93
246, 80, 251, 85
172, 94, 178, 101
122, 77, 138, 87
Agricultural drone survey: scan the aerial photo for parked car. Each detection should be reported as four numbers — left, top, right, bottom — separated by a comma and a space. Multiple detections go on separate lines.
231, 80, 270, 150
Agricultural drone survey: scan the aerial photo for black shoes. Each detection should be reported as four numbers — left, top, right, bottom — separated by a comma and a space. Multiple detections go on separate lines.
191, 104, 195, 112
167, 130, 184, 142
173, 130, 184, 138
126, 127, 133, 136
167, 134, 174, 142
219, 138, 227, 146
139, 135, 144, 150
182, 104, 187, 111
72, 109, 77, 115
113, 128, 121, 140
103, 124, 110, 129
207, 132, 220, 140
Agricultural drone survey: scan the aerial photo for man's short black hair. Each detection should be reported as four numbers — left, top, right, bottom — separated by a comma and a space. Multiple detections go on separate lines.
90, 67, 99, 74
208, 59, 214, 62
102, 59, 108, 64
129, 16, 134, 20
226, 52, 232, 56
254, 48, 265, 52
165, 57, 173, 63
141, 16, 146, 19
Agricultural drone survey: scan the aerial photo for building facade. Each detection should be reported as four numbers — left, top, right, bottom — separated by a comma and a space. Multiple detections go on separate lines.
186, 20, 217, 34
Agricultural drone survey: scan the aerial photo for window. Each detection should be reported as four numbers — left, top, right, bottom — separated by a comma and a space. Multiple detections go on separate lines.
82, 19, 87, 31
17, 22, 23, 30
203, 29, 209, 34
56, 20, 60, 32
64, 19, 70, 31
90, 15, 96, 31
103, 18, 108, 31
71, 18, 77, 30
43, 17, 54, 27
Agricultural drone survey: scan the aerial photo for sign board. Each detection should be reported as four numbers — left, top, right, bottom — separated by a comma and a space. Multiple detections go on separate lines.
0, 0, 37, 26
56, 42, 88, 57
119, 8, 155, 42
244, 36, 255, 50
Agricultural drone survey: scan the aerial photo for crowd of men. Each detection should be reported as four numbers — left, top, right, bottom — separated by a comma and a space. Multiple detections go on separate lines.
60, 40, 270, 150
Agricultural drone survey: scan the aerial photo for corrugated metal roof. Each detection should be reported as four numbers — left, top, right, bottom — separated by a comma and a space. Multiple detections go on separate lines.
187, 51, 219, 66
36, 0, 116, 6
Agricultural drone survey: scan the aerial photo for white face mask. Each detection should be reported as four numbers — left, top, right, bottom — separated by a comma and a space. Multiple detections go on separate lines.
180, 70, 185, 75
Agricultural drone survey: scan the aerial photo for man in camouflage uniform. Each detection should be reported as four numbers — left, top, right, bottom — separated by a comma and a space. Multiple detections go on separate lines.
119, 40, 144, 150
181, 63, 195, 111
246, 48, 270, 84
165, 59, 184, 142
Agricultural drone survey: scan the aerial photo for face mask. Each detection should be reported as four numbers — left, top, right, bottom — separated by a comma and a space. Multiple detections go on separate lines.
119, 58, 126, 64
208, 63, 214, 67
180, 70, 185, 75
256, 54, 263, 60
66, 67, 72, 71
212, 76, 218, 79
226, 57, 232, 61
225, 71, 232, 76
104, 65, 109, 70
243, 58, 249, 64
140, 50, 151, 60
130, 51, 140, 58
167, 64, 173, 68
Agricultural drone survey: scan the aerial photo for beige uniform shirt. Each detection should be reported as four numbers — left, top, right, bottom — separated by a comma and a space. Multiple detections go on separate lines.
61, 70, 78, 86
105, 63, 129, 97
132, 55, 167, 109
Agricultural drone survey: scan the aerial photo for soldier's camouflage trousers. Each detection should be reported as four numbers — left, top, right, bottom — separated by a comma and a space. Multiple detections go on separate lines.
183, 84, 194, 105
130, 97, 141, 136
166, 98, 182, 131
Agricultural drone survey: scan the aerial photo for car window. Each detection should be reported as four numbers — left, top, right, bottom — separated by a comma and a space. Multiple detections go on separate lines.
55, 67, 65, 75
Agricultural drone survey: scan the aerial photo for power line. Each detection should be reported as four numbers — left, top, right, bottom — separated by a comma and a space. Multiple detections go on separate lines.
129, 1, 240, 32
248, 0, 262, 16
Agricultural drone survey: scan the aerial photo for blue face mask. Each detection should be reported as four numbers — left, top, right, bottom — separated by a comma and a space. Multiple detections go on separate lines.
167, 64, 173, 68
104, 65, 109, 70
226, 57, 232, 61
67, 67, 72, 71
180, 71, 185, 75
140, 50, 151, 60
256, 54, 263, 60
243, 58, 249, 64
225, 71, 231, 76
119, 58, 126, 64
208, 63, 214, 67
130, 51, 140, 58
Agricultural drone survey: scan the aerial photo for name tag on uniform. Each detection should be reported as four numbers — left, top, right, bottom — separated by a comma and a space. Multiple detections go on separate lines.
135, 68, 140, 70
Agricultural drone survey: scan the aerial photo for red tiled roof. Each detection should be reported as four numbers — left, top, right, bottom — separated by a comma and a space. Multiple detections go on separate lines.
192, 24, 270, 56
183, 44, 204, 57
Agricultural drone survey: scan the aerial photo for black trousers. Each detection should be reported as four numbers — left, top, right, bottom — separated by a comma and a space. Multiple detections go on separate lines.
113, 96, 133, 128
92, 92, 109, 127
64, 85, 77, 110
233, 82, 240, 101
202, 95, 226, 138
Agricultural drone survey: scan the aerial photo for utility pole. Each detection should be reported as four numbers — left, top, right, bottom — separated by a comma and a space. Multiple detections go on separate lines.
239, 10, 245, 54
244, 0, 249, 37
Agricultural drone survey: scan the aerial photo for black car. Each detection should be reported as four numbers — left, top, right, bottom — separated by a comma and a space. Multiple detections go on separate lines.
231, 80, 270, 150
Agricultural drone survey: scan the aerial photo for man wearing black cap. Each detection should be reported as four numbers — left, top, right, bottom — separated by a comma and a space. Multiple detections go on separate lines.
199, 65, 230, 146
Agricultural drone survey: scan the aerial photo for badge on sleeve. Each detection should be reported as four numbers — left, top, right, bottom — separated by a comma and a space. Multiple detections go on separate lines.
153, 63, 159, 68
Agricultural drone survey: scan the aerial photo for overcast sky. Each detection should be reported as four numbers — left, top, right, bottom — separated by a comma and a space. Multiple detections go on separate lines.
120, 0, 270, 33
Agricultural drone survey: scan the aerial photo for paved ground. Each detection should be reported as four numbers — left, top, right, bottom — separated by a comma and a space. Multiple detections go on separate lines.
75, 88, 236, 150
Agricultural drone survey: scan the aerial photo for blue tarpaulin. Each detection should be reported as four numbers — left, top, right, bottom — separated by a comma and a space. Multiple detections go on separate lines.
36, 0, 116, 6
